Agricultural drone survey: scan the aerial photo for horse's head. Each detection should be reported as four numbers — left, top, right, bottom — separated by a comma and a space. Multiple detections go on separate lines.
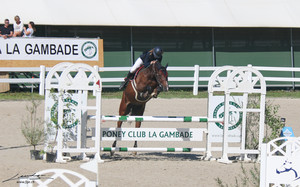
152, 61, 169, 92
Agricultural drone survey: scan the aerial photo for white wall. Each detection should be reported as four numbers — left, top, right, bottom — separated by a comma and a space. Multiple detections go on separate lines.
1, 0, 300, 27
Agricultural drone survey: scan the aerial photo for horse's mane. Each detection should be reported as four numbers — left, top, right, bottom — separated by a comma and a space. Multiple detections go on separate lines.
155, 62, 168, 77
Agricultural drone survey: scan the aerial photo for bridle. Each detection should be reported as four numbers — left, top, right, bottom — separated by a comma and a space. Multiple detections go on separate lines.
152, 62, 168, 89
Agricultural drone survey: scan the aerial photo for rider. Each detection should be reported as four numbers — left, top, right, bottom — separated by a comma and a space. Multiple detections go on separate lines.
119, 46, 163, 90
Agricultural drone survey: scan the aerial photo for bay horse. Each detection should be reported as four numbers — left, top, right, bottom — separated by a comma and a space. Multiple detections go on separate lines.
111, 61, 169, 155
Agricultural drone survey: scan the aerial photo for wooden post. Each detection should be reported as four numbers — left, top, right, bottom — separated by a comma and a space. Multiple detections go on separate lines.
0, 72, 10, 92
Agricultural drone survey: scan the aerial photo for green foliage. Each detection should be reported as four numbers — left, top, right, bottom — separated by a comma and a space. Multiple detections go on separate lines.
215, 177, 229, 187
263, 102, 285, 143
237, 163, 260, 187
215, 163, 260, 187
246, 97, 285, 149
21, 99, 44, 150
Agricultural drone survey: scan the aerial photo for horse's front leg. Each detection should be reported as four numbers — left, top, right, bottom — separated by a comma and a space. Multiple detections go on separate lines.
134, 121, 142, 147
111, 95, 130, 156
133, 121, 141, 156
152, 87, 161, 98
145, 85, 160, 98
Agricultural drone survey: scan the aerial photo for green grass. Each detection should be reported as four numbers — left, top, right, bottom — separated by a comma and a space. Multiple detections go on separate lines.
97, 90, 300, 99
0, 92, 44, 100
265, 90, 300, 98
1, 89, 300, 100
100, 91, 123, 99
158, 90, 208, 98
100, 89, 208, 99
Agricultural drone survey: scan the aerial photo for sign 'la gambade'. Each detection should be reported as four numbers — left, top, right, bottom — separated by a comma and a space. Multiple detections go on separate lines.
0, 37, 103, 67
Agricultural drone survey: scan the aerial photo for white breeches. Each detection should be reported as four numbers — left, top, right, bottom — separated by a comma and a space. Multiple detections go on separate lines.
130, 57, 143, 73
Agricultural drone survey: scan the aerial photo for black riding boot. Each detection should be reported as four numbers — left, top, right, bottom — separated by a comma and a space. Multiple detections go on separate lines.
119, 72, 135, 90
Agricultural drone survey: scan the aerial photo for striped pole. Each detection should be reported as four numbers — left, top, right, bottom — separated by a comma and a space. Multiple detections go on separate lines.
88, 115, 223, 123
101, 147, 206, 152
101, 147, 260, 154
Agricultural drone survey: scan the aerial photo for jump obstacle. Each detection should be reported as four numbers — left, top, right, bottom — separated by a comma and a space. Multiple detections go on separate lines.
260, 137, 300, 187
44, 63, 266, 163
44, 62, 102, 163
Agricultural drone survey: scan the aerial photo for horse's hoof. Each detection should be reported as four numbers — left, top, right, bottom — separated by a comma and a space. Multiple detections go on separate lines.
132, 152, 137, 156
110, 151, 115, 157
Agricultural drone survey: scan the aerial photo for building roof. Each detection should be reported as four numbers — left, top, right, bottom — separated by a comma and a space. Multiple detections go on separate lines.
2, 0, 300, 28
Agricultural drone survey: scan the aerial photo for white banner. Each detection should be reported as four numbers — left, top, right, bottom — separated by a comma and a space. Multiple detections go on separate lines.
0, 38, 98, 61
45, 93, 82, 142
101, 128, 205, 141
208, 96, 242, 143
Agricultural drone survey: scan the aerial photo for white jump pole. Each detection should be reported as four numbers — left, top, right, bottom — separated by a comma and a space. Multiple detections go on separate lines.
90, 115, 223, 123
101, 147, 206, 152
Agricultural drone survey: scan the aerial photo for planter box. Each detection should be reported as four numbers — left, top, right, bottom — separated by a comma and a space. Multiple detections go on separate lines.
46, 152, 56, 162
30, 150, 43, 160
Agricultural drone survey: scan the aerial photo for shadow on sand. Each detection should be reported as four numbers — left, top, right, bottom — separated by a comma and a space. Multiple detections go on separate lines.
101, 152, 203, 162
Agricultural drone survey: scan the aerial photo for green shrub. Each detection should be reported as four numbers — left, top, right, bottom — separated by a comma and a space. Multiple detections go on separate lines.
21, 99, 44, 150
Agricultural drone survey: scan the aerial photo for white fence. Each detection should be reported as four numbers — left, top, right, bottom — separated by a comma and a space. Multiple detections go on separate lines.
260, 137, 300, 187
1, 64, 300, 95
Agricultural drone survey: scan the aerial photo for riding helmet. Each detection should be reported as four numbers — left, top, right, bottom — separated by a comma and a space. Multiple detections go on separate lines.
153, 46, 163, 58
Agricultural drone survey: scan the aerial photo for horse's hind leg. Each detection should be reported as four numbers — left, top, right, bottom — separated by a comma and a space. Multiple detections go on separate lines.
133, 120, 142, 149
132, 104, 146, 156
111, 99, 131, 156
111, 120, 122, 156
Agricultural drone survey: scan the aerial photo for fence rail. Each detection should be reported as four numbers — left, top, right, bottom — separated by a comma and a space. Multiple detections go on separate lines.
1, 64, 300, 95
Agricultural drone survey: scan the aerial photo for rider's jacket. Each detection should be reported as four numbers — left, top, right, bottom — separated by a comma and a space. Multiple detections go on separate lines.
139, 51, 163, 67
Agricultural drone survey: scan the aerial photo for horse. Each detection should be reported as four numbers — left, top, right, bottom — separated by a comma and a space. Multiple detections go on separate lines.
111, 61, 169, 155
